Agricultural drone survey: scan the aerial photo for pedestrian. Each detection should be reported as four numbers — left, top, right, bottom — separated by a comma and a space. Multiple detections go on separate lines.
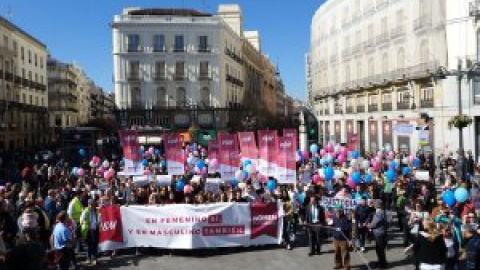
332, 204, 351, 270
306, 196, 326, 256
67, 190, 84, 252
413, 218, 447, 270
52, 211, 73, 270
463, 223, 480, 270
354, 196, 369, 252
368, 201, 388, 269
281, 191, 294, 250
79, 198, 100, 265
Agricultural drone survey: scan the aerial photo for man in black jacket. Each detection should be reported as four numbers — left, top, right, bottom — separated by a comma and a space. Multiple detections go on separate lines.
305, 196, 326, 256
332, 204, 352, 270
355, 196, 369, 252
368, 201, 388, 269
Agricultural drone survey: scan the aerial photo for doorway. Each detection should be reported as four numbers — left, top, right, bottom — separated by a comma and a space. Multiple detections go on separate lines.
357, 120, 365, 155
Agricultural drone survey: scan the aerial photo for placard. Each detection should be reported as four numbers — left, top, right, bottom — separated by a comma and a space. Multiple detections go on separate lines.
205, 178, 222, 194
415, 170, 430, 181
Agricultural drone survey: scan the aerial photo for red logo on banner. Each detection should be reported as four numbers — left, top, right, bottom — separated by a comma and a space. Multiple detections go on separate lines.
250, 203, 279, 239
99, 205, 124, 244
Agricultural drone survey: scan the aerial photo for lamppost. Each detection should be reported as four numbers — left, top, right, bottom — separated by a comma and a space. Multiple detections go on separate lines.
435, 59, 480, 151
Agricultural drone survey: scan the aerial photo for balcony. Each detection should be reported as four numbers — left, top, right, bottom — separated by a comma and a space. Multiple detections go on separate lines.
334, 107, 343, 114
174, 74, 187, 81
197, 47, 211, 53
152, 46, 166, 53
407, 61, 438, 79
420, 99, 434, 108
127, 73, 140, 82
397, 102, 410, 110
153, 74, 167, 82
341, 47, 351, 59
376, 32, 389, 46
390, 25, 406, 39
391, 68, 407, 81
382, 103, 392, 111
173, 47, 186, 53
368, 104, 378, 112
346, 106, 355, 114
413, 16, 432, 32
329, 54, 338, 64
363, 39, 375, 51
198, 73, 212, 81
127, 46, 142, 53
357, 105, 365, 113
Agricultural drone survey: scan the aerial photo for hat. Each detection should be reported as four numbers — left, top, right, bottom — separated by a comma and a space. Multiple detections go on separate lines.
334, 204, 343, 210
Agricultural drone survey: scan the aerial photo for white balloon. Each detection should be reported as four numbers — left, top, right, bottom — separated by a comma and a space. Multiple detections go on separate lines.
362, 160, 370, 169
102, 160, 110, 168
334, 170, 344, 179
334, 145, 341, 154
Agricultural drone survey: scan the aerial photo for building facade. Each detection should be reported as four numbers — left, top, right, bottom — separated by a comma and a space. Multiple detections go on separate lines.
0, 17, 49, 151
309, 0, 480, 156
112, 5, 291, 131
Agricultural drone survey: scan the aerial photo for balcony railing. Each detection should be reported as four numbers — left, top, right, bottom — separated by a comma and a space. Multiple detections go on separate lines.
420, 99, 434, 108
174, 74, 187, 81
153, 74, 167, 82
407, 61, 438, 79
197, 47, 211, 53
152, 46, 166, 53
325, 109, 330, 115
391, 68, 407, 81
346, 106, 355, 114
173, 47, 186, 53
397, 102, 410, 110
413, 16, 432, 32
368, 104, 378, 112
356, 105, 365, 113
376, 32, 389, 45
382, 103, 392, 111
390, 25, 406, 39
127, 73, 140, 81
127, 46, 142, 53
334, 107, 343, 114
198, 73, 212, 81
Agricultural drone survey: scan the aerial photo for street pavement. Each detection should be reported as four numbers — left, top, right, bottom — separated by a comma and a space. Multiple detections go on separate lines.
85, 217, 414, 270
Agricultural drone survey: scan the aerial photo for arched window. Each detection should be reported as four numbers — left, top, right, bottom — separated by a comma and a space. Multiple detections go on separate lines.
420, 40, 429, 63
397, 48, 405, 70
201, 87, 210, 106
177, 87, 186, 107
132, 87, 141, 106
157, 87, 166, 107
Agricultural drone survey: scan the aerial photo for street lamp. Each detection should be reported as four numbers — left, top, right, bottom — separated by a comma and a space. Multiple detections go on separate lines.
435, 60, 480, 151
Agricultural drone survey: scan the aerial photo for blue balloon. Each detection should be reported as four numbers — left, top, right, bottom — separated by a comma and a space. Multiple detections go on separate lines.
142, 159, 149, 167
176, 180, 185, 192
71, 167, 78, 176
160, 160, 166, 168
386, 169, 396, 182
364, 174, 373, 184
324, 166, 335, 180
299, 192, 306, 204
243, 170, 249, 180
243, 159, 252, 168
187, 156, 195, 165
320, 158, 327, 166
196, 160, 206, 170
78, 148, 86, 157
267, 179, 277, 191
454, 187, 469, 203
230, 178, 239, 187
390, 160, 397, 170
154, 149, 161, 155
442, 190, 456, 207
310, 144, 319, 153
413, 158, 421, 168
352, 171, 361, 184
402, 167, 411, 176
327, 156, 334, 164
351, 151, 360, 159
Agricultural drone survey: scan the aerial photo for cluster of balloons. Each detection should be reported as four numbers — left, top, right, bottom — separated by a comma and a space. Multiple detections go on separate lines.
71, 167, 84, 177
89, 156, 101, 168
442, 187, 469, 207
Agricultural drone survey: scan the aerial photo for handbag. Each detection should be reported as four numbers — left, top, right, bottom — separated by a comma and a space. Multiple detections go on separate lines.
410, 223, 420, 235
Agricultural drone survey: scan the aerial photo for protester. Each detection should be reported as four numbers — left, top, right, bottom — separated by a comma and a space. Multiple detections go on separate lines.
332, 204, 351, 270
413, 219, 447, 270
354, 196, 369, 252
368, 201, 388, 269
79, 199, 100, 266
306, 196, 326, 256
52, 211, 73, 270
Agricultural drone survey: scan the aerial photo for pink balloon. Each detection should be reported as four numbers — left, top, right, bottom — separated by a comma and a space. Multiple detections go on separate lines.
409, 155, 415, 163
201, 168, 207, 175
340, 147, 348, 156
77, 168, 85, 176
104, 171, 113, 180
210, 159, 219, 169
148, 147, 155, 154
97, 167, 105, 174
184, 185, 194, 194
312, 174, 321, 185
314, 153, 320, 158
377, 151, 384, 158
194, 167, 201, 174
143, 169, 151, 176
302, 151, 310, 161
388, 151, 395, 159
347, 177, 356, 189
327, 143, 334, 153
259, 175, 268, 183
320, 149, 327, 157
337, 155, 345, 164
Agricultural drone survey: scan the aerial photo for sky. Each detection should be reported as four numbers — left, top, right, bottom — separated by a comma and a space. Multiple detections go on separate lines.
1, 0, 323, 101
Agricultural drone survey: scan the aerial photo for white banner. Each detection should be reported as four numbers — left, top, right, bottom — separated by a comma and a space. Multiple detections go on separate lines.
99, 203, 283, 250
394, 123, 414, 136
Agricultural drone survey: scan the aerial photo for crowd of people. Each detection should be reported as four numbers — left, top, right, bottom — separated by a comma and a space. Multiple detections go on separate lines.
0, 141, 478, 270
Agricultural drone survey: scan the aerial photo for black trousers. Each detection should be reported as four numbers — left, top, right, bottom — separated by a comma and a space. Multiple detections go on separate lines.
308, 224, 323, 254
374, 234, 387, 267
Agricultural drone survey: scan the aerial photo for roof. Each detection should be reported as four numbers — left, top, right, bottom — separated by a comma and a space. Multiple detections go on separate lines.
0, 16, 46, 48
127, 8, 212, 17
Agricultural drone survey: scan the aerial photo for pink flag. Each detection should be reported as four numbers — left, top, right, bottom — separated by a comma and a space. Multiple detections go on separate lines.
164, 133, 185, 175
257, 130, 278, 177
237, 132, 258, 161
208, 139, 219, 160
283, 128, 298, 151
276, 136, 297, 184
118, 130, 143, 175
218, 131, 240, 180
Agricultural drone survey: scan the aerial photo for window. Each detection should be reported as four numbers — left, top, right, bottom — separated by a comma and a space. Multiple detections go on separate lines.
22, 93, 26, 103
175, 61, 185, 78
383, 92, 392, 103
201, 87, 210, 105
397, 90, 410, 103
28, 50, 31, 63
35, 97, 38, 105
127, 34, 140, 52
35, 74, 38, 82
55, 117, 62, 127
20, 47, 24, 62
153, 35, 165, 52
369, 95, 378, 105
132, 87, 141, 104
128, 61, 140, 78
420, 86, 433, 101
198, 36, 208, 51
157, 87, 166, 106
174, 35, 184, 52
29, 95, 32, 104
154, 61, 166, 79
13, 41, 17, 55
22, 68, 25, 78
34, 54, 37, 67
28, 71, 32, 80
199, 61, 209, 78
177, 87, 186, 106
40, 57, 43, 68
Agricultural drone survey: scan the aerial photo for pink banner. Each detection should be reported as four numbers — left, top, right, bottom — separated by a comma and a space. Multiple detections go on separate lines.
118, 130, 143, 175
208, 139, 219, 160
283, 129, 298, 152
237, 132, 258, 161
218, 132, 240, 180
276, 135, 297, 184
164, 133, 185, 175
258, 130, 278, 177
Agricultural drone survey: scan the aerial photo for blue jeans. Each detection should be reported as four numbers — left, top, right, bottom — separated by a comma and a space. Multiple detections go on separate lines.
357, 227, 367, 248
